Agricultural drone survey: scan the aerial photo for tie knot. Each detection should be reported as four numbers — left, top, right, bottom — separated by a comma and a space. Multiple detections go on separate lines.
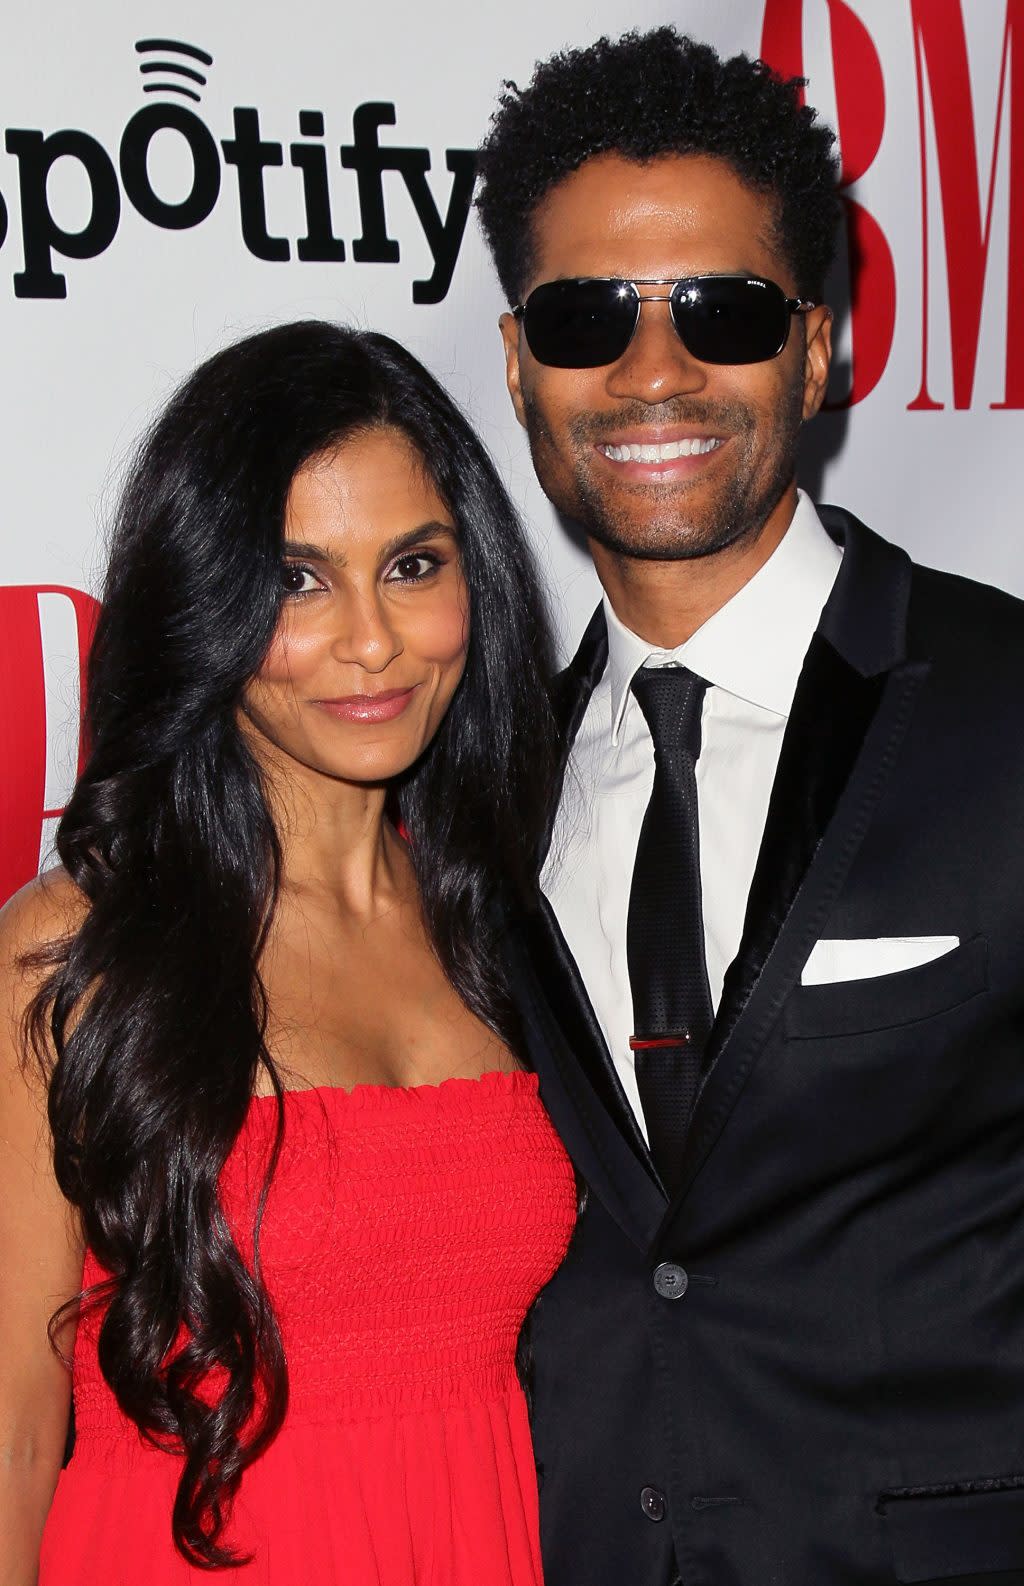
630, 666, 708, 759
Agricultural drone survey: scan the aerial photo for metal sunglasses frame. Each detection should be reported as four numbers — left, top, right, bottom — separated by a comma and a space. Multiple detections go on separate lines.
512, 273, 819, 366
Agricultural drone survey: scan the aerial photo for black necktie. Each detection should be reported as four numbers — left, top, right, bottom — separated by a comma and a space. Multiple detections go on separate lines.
626, 666, 713, 1192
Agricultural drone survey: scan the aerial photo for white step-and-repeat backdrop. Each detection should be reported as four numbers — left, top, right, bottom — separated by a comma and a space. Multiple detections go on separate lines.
2, 0, 1021, 903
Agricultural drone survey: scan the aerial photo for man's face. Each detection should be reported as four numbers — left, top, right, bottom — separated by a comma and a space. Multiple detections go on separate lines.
500, 152, 832, 564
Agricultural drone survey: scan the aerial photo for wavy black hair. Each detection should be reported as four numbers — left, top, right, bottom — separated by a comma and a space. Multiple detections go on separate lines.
27, 320, 558, 1566
476, 25, 841, 304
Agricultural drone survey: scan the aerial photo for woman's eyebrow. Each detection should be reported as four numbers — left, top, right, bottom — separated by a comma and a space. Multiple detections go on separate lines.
281, 522, 458, 568
379, 522, 459, 561
282, 538, 335, 563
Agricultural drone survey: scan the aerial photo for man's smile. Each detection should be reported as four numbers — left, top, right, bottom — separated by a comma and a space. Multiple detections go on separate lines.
597, 437, 724, 463
594, 431, 728, 479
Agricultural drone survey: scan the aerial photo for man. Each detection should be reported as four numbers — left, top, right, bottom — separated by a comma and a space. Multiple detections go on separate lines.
476, 27, 1024, 1586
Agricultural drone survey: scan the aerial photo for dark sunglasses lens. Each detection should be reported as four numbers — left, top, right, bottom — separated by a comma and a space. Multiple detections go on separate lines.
522, 280, 638, 368
673, 278, 789, 364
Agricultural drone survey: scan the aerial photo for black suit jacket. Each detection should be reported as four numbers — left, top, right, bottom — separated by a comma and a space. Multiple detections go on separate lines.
503, 507, 1024, 1586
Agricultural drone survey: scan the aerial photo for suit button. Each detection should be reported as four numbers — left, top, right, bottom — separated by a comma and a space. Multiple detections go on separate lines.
640, 1485, 667, 1522
653, 1261, 688, 1300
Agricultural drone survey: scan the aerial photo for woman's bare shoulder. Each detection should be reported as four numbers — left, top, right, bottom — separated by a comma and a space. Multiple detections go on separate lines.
0, 869, 87, 1000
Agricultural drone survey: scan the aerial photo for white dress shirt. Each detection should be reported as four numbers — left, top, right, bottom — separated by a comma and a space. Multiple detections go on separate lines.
541, 492, 843, 1136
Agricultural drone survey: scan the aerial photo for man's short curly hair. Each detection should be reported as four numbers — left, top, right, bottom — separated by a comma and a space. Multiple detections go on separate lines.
476, 27, 841, 306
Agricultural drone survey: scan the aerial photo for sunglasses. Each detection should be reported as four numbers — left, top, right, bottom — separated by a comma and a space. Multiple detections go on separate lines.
513, 274, 817, 370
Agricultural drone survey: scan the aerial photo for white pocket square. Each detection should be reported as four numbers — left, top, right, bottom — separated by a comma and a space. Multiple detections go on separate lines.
800, 936, 960, 986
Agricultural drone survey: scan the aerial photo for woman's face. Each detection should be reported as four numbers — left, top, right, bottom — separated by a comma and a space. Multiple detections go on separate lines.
241, 427, 470, 789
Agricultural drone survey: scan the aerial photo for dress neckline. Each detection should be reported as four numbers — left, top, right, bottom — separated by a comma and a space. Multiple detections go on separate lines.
250, 1068, 537, 1108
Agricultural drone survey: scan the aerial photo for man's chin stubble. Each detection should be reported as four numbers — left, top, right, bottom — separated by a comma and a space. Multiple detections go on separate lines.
580, 505, 754, 563
573, 473, 777, 564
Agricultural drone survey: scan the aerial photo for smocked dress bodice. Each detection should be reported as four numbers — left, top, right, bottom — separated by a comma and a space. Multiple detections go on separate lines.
40, 1070, 576, 1585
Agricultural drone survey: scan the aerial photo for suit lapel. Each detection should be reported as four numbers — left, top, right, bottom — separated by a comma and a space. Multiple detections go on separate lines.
518, 893, 654, 1166
664, 509, 931, 1211
515, 604, 667, 1234
543, 603, 607, 846
707, 631, 885, 1062
506, 901, 667, 1246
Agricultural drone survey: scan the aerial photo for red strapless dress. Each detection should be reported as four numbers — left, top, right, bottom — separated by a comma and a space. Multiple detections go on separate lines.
39, 1070, 575, 1584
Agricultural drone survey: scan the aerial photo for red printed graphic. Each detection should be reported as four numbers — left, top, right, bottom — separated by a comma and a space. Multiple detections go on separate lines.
761, 0, 1024, 411
0, 586, 99, 907
761, 0, 896, 408
908, 0, 1024, 410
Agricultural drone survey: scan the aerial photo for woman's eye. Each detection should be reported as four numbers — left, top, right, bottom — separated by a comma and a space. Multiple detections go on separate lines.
281, 563, 321, 595
388, 552, 440, 583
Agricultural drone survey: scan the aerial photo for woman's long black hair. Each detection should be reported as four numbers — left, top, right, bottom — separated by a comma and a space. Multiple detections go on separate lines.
27, 321, 559, 1567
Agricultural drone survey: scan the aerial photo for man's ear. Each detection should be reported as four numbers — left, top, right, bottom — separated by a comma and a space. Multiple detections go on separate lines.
802, 304, 833, 421
499, 312, 528, 428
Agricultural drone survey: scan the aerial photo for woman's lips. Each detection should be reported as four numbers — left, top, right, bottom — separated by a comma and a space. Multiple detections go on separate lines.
314, 687, 417, 723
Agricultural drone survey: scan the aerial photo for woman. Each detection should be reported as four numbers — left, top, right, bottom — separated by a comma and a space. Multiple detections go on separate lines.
0, 321, 575, 1583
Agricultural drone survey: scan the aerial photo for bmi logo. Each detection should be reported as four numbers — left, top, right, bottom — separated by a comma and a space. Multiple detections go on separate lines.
0, 37, 476, 304
0, 587, 99, 907
761, 0, 1023, 410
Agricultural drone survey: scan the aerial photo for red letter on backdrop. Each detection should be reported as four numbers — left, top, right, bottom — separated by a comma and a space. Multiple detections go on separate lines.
760, 0, 896, 408
0, 585, 99, 907
909, 0, 1024, 410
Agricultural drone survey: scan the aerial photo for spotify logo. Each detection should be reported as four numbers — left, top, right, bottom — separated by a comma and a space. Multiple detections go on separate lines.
0, 37, 477, 304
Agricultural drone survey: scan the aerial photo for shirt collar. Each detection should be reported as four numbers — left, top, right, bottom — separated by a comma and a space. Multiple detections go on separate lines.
605, 491, 843, 743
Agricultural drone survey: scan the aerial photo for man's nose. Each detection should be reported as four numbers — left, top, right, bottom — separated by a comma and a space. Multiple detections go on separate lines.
603, 297, 708, 403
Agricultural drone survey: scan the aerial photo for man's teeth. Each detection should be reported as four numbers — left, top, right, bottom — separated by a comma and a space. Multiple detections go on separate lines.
600, 438, 723, 463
